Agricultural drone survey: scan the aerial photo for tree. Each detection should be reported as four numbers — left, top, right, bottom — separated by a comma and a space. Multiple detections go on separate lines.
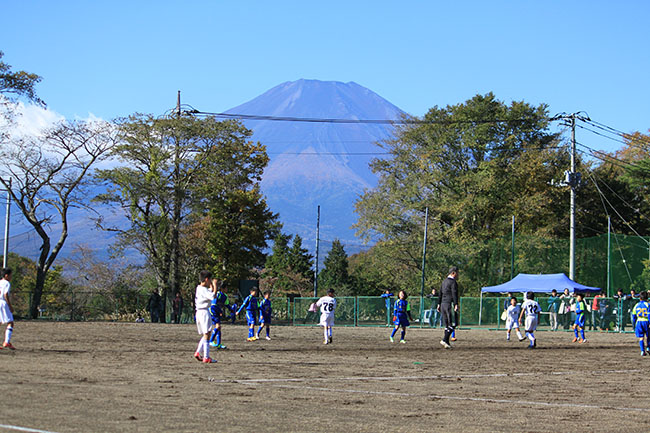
263, 233, 313, 296
0, 120, 116, 317
319, 239, 351, 294
96, 114, 275, 315
354, 93, 569, 292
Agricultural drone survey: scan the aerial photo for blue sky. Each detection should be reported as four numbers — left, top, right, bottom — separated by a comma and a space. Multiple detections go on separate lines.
2, 1, 649, 153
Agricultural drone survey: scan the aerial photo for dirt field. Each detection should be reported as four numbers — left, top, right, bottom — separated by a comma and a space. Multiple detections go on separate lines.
0, 322, 648, 433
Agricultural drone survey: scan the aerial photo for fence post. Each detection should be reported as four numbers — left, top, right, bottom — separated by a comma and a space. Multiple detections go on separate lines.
459, 297, 463, 327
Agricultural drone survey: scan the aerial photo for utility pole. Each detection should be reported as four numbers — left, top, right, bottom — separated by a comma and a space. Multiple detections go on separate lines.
2, 178, 10, 268
314, 205, 320, 298
510, 215, 515, 280
420, 207, 429, 298
607, 216, 611, 297
177, 90, 181, 117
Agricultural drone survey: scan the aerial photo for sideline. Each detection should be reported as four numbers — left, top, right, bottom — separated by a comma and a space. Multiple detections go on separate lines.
0, 424, 59, 433
208, 368, 642, 384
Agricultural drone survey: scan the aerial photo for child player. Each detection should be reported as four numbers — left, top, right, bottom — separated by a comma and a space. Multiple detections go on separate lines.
519, 291, 541, 349
194, 270, 217, 363
237, 287, 260, 341
257, 291, 272, 340
633, 291, 650, 356
208, 279, 227, 350
316, 288, 336, 344
505, 297, 525, 342
390, 290, 412, 343
0, 268, 15, 349
572, 293, 588, 343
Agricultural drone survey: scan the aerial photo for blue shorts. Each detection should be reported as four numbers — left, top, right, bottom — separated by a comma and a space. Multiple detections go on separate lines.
211, 315, 221, 325
246, 310, 258, 326
393, 313, 409, 327
635, 320, 649, 338
260, 313, 271, 325
574, 314, 585, 328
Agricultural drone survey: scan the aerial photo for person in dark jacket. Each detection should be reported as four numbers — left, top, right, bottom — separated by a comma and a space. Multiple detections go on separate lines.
437, 266, 459, 349
172, 291, 184, 324
147, 290, 162, 323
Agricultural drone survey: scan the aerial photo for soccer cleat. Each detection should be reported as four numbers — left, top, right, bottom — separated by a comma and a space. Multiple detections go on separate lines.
518, 337, 525, 342
216, 344, 228, 350
323, 340, 329, 345
202, 357, 217, 364
400, 340, 406, 344
642, 351, 647, 356
265, 336, 271, 341
328, 336, 332, 344
440, 340, 451, 349
390, 336, 394, 343
450, 337, 457, 342
253, 335, 259, 341
528, 344, 535, 349
579, 339, 587, 344
209, 342, 219, 347
2, 342, 15, 350
193, 352, 203, 362
246, 337, 254, 342
572, 337, 578, 343
533, 340, 537, 348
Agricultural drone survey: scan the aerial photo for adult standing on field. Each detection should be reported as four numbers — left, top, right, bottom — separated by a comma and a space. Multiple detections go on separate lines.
438, 266, 459, 349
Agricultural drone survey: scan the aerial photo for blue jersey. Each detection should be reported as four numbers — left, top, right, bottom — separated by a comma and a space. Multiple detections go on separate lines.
237, 295, 259, 314
634, 301, 649, 322
209, 299, 223, 322
215, 291, 229, 309
574, 300, 587, 327
394, 299, 409, 315
259, 298, 272, 316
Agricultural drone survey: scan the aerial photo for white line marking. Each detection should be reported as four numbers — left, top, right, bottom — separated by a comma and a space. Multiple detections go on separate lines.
267, 384, 650, 413
209, 368, 641, 384
0, 424, 59, 433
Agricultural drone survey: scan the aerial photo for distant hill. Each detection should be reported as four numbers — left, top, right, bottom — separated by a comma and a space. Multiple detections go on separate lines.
226, 79, 404, 252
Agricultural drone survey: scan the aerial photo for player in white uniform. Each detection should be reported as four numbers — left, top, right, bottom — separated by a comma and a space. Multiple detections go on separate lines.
505, 297, 524, 342
194, 270, 217, 363
0, 268, 15, 350
518, 291, 542, 349
316, 289, 336, 344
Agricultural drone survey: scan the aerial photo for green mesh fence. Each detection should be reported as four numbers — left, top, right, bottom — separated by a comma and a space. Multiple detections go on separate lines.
293, 297, 356, 326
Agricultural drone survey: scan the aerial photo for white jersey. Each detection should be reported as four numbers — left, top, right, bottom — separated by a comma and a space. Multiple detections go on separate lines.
0, 279, 10, 299
316, 296, 336, 326
194, 284, 215, 310
0, 279, 12, 324
506, 304, 521, 329
521, 299, 541, 318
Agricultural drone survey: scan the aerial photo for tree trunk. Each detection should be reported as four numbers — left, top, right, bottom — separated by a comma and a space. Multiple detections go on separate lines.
31, 265, 47, 319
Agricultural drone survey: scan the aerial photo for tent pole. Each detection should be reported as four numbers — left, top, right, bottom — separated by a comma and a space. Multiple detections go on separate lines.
479, 292, 483, 326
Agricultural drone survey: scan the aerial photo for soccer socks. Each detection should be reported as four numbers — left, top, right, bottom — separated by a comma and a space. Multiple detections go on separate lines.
400, 328, 405, 341
328, 327, 332, 338
209, 328, 217, 343
516, 330, 523, 340
266, 326, 270, 338
640, 339, 645, 353
506, 332, 510, 340
4, 326, 12, 343
203, 338, 210, 359
216, 329, 221, 346
580, 329, 585, 340
451, 329, 456, 339
248, 327, 254, 338
391, 328, 398, 338
323, 327, 328, 341
574, 327, 579, 338
196, 338, 205, 355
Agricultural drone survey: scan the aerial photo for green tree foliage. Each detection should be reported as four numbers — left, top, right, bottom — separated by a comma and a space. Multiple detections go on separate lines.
263, 233, 313, 296
97, 114, 277, 311
0, 51, 44, 105
354, 93, 574, 293
319, 239, 351, 295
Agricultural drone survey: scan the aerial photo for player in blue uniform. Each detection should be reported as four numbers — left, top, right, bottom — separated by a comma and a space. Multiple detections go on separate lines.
633, 291, 650, 356
257, 291, 273, 340
572, 293, 587, 343
237, 287, 259, 341
207, 280, 228, 349
390, 291, 412, 344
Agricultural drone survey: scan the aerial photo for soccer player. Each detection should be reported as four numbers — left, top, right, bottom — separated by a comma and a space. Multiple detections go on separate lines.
505, 297, 524, 342
208, 280, 227, 350
438, 266, 459, 349
633, 291, 650, 356
257, 291, 272, 340
519, 291, 541, 349
194, 270, 217, 363
0, 268, 15, 350
572, 293, 588, 343
237, 287, 260, 341
317, 288, 336, 344
390, 290, 412, 343
380, 289, 394, 326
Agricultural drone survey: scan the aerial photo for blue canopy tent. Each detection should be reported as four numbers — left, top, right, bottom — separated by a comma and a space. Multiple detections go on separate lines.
478, 273, 601, 325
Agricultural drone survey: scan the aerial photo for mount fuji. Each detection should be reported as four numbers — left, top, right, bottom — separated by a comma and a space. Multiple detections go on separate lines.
226, 79, 404, 251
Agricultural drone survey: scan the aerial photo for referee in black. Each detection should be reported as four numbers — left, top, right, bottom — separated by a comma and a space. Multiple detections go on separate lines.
437, 266, 459, 349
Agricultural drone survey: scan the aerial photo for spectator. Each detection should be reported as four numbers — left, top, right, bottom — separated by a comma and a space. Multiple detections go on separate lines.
629, 289, 640, 328
559, 289, 574, 330
172, 291, 184, 324
146, 289, 163, 323
547, 289, 561, 331
380, 289, 394, 326
426, 288, 440, 328
598, 296, 613, 331
135, 313, 145, 323
591, 292, 604, 330
614, 288, 626, 331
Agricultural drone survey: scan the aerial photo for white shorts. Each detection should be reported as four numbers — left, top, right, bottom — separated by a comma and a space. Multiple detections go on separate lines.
0, 301, 13, 324
195, 309, 213, 335
505, 317, 519, 330
524, 316, 538, 333
319, 314, 334, 327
